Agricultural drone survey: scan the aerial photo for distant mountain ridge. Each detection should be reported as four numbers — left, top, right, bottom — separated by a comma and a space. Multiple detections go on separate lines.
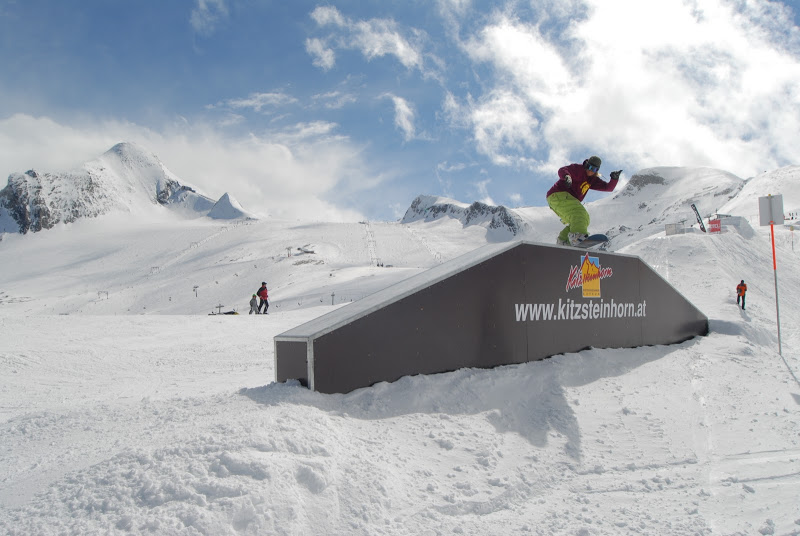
401, 166, 786, 246
402, 195, 528, 239
0, 142, 254, 234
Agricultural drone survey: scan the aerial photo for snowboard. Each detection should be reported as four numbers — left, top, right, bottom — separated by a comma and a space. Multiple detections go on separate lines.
573, 233, 609, 249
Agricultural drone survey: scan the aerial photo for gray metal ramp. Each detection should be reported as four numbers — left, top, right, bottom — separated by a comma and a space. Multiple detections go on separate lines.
275, 240, 708, 394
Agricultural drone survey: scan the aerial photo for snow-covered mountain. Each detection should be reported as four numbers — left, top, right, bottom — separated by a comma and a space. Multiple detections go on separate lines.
0, 142, 254, 234
406, 166, 799, 250
1, 164, 797, 315
587, 166, 747, 248
400, 167, 748, 247
207, 192, 256, 220
402, 195, 528, 240
719, 165, 800, 217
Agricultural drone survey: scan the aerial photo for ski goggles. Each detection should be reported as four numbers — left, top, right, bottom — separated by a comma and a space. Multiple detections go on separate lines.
587, 164, 600, 173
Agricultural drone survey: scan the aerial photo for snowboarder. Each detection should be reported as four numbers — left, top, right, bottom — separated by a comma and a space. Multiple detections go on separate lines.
249, 294, 259, 315
546, 156, 622, 246
736, 280, 747, 310
257, 282, 269, 314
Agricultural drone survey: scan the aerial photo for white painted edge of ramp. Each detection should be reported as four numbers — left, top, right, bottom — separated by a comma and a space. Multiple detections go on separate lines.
275, 240, 518, 344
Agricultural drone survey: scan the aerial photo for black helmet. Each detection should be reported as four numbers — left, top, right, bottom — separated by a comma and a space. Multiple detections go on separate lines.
261, 282, 266, 285
585, 155, 602, 169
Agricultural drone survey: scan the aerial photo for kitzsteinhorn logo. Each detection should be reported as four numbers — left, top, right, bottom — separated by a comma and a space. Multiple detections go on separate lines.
515, 253, 647, 322
566, 253, 613, 298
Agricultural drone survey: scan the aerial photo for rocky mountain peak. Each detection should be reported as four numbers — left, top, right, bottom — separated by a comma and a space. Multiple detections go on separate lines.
0, 143, 255, 235
402, 195, 527, 239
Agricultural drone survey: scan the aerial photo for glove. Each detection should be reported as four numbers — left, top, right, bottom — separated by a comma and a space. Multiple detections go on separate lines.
563, 175, 572, 187
610, 170, 622, 180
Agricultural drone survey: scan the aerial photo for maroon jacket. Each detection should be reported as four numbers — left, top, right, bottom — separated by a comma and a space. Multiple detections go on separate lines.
257, 286, 268, 300
546, 163, 618, 202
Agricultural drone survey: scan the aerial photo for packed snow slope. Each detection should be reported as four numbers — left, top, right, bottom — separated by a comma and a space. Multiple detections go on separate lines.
0, 166, 799, 535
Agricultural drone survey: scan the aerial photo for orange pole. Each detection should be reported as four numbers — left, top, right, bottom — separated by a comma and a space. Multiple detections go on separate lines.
770, 222, 782, 356
770, 222, 777, 270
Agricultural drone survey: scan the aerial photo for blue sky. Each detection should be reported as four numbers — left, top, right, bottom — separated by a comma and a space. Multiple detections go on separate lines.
2, 0, 800, 221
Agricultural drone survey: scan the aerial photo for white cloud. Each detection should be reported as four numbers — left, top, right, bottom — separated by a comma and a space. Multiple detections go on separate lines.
351, 19, 424, 70
312, 91, 357, 110
441, 91, 465, 126
384, 94, 416, 141
269, 120, 340, 145
0, 114, 375, 222
0, 114, 134, 173
467, 90, 540, 167
473, 178, 495, 206
451, 0, 800, 178
305, 38, 336, 70
310, 5, 346, 27
437, 161, 468, 173
308, 6, 427, 72
190, 0, 229, 36
466, 16, 570, 107
212, 92, 298, 113
438, 0, 471, 15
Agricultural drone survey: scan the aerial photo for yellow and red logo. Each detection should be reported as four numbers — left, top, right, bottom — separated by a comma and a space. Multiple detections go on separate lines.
566, 253, 613, 298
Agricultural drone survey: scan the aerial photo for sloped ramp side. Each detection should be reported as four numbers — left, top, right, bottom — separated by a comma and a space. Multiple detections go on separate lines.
275, 241, 708, 394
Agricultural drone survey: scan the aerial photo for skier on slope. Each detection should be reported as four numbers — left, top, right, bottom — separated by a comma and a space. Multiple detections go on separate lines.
256, 282, 269, 314
546, 156, 622, 246
736, 280, 747, 310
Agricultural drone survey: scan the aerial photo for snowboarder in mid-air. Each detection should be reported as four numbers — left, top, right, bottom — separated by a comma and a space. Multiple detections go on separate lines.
546, 156, 621, 246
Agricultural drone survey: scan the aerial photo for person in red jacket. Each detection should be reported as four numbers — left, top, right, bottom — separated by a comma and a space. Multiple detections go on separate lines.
736, 280, 747, 310
546, 155, 621, 246
257, 282, 269, 314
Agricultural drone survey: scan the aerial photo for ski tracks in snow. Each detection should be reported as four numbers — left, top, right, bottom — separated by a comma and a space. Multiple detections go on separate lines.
684, 337, 800, 534
403, 223, 443, 264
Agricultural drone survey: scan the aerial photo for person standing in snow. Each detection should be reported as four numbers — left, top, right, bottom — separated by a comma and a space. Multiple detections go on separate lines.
249, 294, 259, 315
546, 156, 622, 246
257, 282, 269, 314
736, 280, 747, 310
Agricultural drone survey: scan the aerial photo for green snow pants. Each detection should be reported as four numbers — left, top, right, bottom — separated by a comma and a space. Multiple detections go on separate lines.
546, 192, 589, 243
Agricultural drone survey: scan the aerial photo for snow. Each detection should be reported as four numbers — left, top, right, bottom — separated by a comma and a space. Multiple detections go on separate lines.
1, 166, 799, 535
207, 193, 255, 221
720, 166, 800, 219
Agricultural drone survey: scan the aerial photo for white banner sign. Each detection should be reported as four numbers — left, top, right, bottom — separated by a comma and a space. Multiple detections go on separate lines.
758, 194, 784, 226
